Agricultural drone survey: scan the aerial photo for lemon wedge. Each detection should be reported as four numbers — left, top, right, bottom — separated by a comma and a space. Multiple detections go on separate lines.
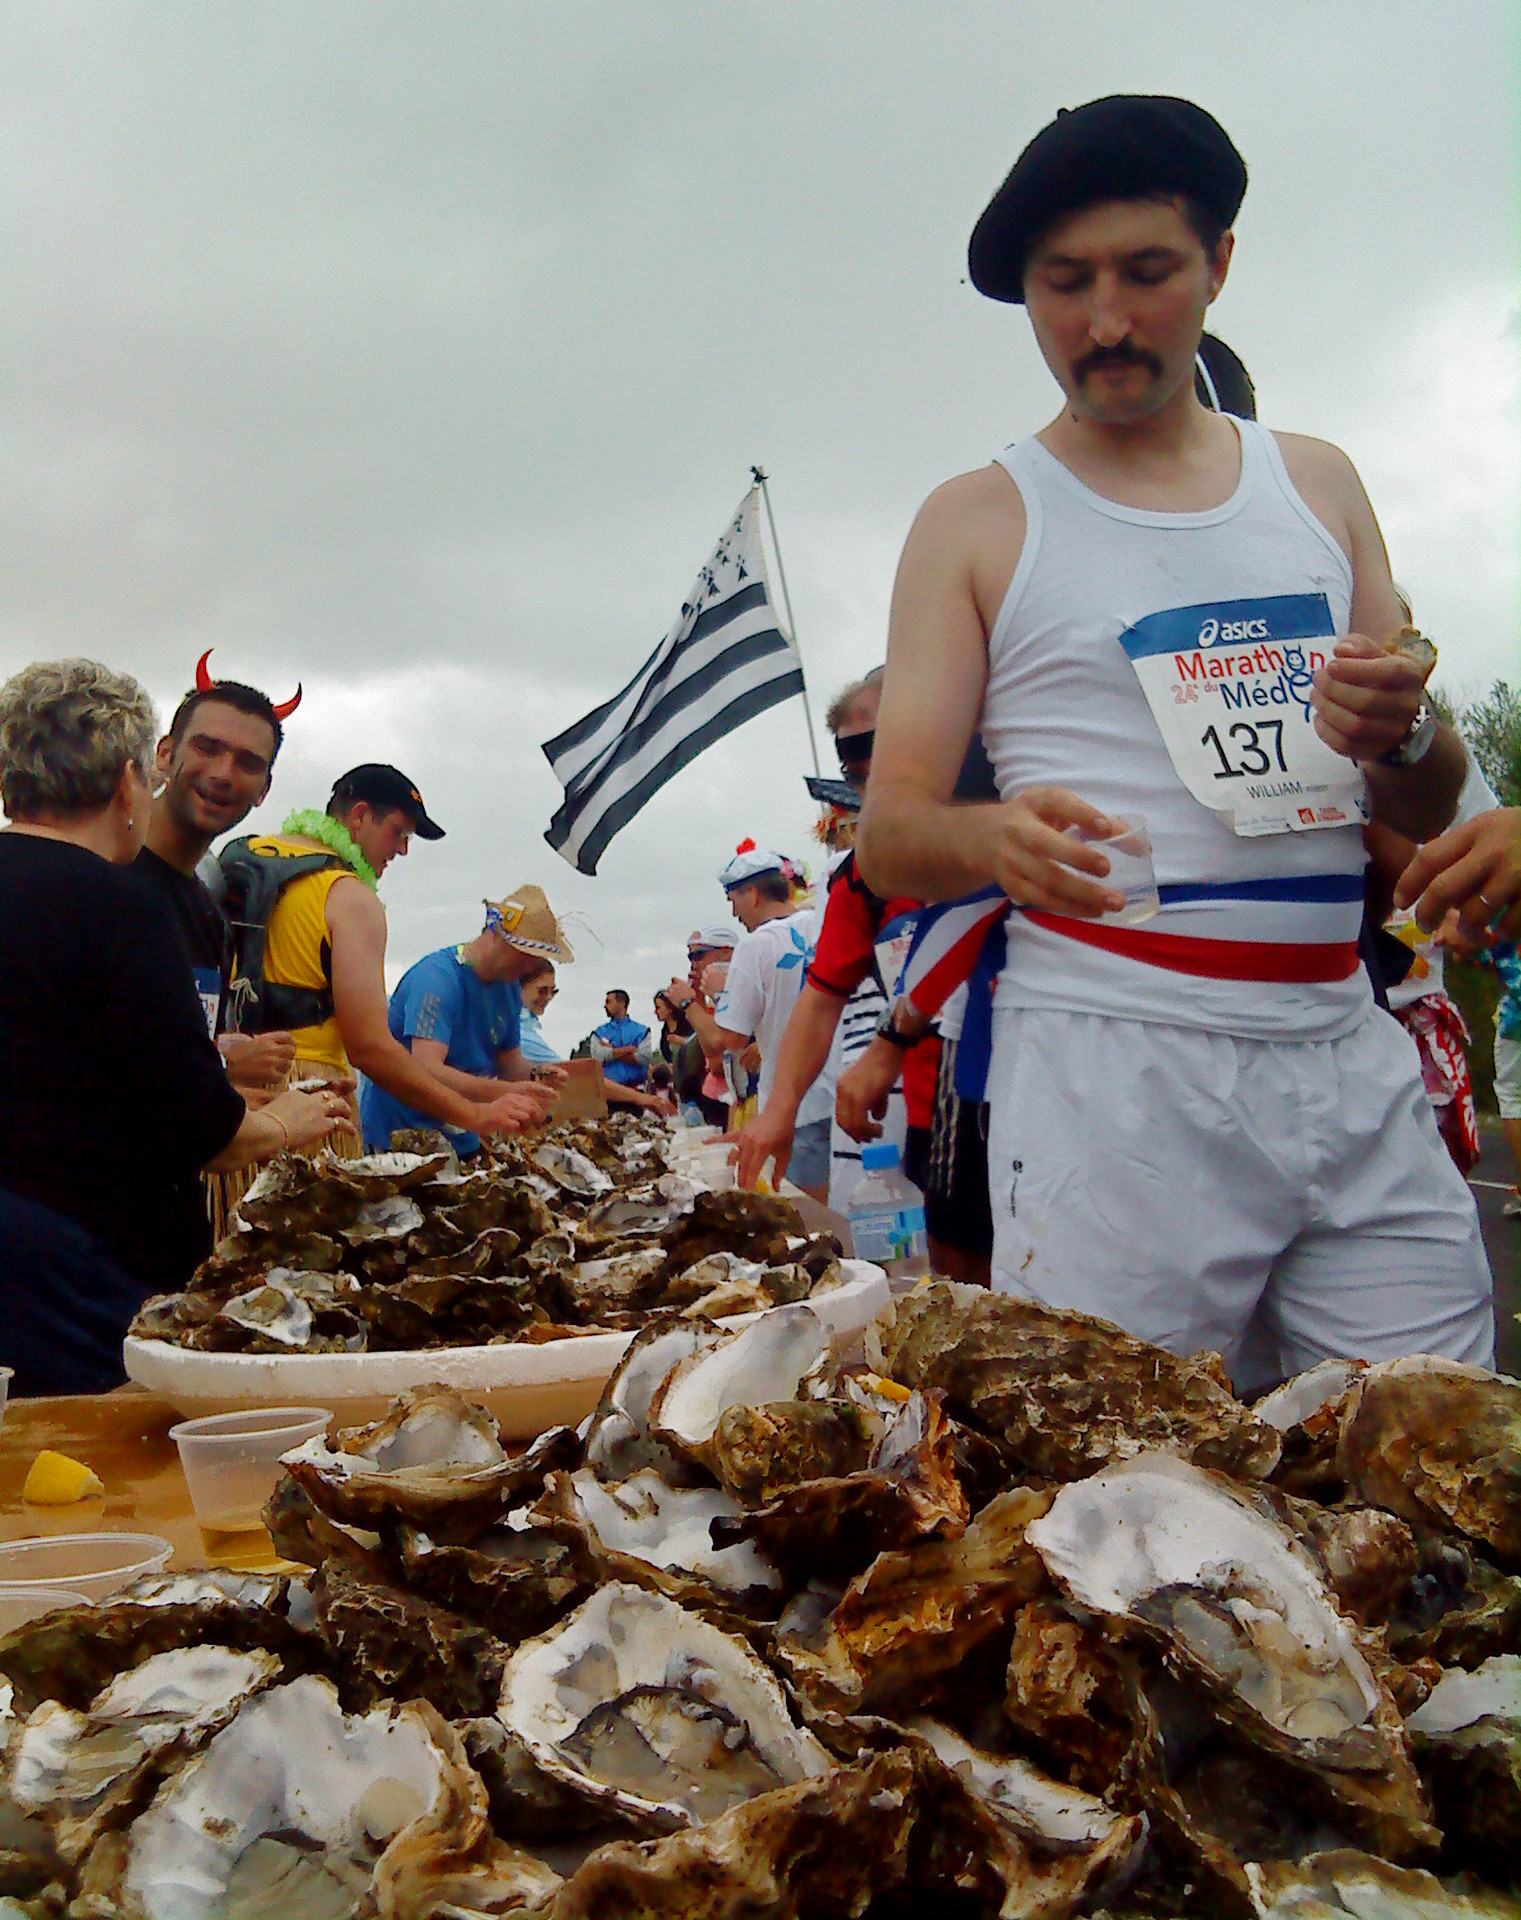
22, 1450, 104, 1505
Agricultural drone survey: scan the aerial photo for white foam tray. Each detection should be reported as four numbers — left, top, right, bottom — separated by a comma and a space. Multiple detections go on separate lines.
123, 1262, 890, 1439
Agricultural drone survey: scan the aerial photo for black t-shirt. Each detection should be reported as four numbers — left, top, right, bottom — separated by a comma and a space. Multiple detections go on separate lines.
0, 835, 246, 1294
134, 847, 234, 1037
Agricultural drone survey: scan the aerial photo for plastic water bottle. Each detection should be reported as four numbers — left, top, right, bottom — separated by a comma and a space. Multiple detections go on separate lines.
846, 1141, 930, 1291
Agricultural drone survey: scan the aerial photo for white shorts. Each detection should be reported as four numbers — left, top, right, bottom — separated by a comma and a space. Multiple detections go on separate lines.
1495, 1032, 1521, 1120
985, 1004, 1494, 1391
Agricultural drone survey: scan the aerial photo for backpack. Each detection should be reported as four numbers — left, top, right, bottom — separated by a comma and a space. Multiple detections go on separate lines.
208, 838, 350, 1034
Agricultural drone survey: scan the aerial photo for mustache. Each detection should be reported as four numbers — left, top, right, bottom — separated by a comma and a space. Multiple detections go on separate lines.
1074, 342, 1164, 382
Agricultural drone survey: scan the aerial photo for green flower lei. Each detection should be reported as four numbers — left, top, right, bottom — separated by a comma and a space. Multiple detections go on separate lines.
280, 809, 379, 892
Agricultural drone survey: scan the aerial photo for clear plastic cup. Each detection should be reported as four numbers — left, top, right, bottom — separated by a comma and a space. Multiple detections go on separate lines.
0, 1366, 12, 1429
0, 1532, 173, 1601
169, 1407, 330, 1534
0, 1584, 89, 1633
1065, 815, 1160, 926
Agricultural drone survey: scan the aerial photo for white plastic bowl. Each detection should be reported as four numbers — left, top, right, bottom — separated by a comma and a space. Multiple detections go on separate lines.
0, 1532, 172, 1602
0, 1584, 90, 1633
168, 1406, 331, 1533
125, 1261, 891, 1436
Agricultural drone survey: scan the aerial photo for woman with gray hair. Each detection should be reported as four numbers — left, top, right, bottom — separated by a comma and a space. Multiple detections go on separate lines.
0, 659, 351, 1395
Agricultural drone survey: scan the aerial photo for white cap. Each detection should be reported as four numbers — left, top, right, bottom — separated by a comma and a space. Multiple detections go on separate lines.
718, 841, 786, 890
689, 922, 737, 953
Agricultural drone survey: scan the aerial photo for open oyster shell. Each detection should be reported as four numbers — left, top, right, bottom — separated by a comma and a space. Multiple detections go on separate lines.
117, 1674, 552, 1919
532, 1467, 781, 1607
498, 1581, 831, 1829
1406, 1654, 1520, 1878
1246, 1849, 1520, 1918
1337, 1357, 1521, 1570
1259, 1358, 1367, 1499
275, 1386, 580, 1543
647, 1303, 830, 1472
872, 1283, 1282, 1482
393, 1519, 593, 1647
1027, 1453, 1386, 1766
1025, 1452, 1438, 1860
583, 1316, 729, 1484
8, 1645, 282, 1867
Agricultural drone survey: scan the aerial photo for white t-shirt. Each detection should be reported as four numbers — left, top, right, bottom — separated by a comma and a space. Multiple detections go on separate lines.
715, 906, 831, 1124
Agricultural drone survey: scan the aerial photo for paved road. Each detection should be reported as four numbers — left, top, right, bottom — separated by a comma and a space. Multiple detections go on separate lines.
1471, 1120, 1520, 1377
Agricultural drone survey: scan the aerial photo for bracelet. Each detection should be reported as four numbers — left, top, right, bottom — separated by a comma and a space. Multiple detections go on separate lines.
875, 1013, 916, 1049
270, 1111, 290, 1152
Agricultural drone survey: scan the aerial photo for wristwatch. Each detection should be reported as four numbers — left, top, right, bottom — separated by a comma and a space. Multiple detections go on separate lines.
1377, 699, 1437, 768
876, 1009, 918, 1049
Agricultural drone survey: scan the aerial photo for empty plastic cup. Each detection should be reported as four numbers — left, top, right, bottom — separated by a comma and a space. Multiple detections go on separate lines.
1064, 816, 1160, 926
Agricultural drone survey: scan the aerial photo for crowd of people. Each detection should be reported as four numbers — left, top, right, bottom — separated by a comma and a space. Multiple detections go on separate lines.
2, 89, 1520, 1409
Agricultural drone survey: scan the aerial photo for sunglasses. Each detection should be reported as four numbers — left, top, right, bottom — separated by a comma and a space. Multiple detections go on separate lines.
835, 728, 874, 770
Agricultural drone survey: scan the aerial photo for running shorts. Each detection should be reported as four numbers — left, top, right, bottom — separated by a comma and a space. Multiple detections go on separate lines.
984, 1003, 1494, 1391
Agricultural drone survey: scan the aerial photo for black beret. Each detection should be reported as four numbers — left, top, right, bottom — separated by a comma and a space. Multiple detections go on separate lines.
969, 95, 1247, 304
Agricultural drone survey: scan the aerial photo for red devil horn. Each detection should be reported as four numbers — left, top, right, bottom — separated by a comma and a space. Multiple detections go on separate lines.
271, 684, 303, 722
195, 650, 216, 692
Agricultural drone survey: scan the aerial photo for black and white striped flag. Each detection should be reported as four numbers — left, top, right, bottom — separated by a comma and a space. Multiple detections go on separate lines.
542, 486, 804, 875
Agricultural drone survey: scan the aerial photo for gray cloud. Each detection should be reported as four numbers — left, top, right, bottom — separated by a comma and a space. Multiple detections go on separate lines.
0, 2, 1515, 1050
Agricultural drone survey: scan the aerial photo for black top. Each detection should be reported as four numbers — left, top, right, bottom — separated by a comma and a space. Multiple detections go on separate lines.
0, 835, 246, 1294
134, 847, 234, 1036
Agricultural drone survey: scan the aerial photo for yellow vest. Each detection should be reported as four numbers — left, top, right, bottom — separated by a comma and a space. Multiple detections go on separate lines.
249, 834, 358, 1069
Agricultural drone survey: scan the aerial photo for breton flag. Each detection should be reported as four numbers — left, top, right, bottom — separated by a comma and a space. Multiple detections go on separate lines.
542, 487, 804, 875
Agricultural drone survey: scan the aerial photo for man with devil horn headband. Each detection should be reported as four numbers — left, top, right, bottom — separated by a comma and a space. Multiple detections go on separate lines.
137, 654, 301, 1093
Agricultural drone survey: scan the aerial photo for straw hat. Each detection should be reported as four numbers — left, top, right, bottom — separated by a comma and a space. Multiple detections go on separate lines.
484, 885, 574, 963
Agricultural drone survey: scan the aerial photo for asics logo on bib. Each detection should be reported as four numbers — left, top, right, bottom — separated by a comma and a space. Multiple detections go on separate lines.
1197, 616, 1269, 645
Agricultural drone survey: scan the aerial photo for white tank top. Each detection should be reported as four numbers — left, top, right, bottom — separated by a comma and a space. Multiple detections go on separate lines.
984, 418, 1372, 1041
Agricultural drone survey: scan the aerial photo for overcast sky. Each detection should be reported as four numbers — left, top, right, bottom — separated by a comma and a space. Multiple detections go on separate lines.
0, 3, 1516, 1053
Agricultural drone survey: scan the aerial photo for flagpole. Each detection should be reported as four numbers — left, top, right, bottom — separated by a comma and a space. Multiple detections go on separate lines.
751, 464, 822, 777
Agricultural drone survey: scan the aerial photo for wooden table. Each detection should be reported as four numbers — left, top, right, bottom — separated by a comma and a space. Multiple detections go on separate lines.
0, 1388, 288, 1573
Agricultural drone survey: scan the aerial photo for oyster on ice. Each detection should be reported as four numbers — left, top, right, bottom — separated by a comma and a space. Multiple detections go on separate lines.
498, 1581, 831, 1829
872, 1283, 1282, 1482
1337, 1356, 1521, 1569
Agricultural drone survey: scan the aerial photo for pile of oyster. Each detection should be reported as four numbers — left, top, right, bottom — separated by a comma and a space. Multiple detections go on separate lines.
6, 1286, 1520, 1916
128, 1116, 850, 1353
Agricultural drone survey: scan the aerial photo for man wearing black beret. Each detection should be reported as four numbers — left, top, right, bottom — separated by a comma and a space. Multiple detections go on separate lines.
856, 94, 1492, 1389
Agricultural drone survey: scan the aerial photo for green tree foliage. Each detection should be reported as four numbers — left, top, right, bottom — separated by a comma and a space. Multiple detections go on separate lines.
1456, 679, 1521, 805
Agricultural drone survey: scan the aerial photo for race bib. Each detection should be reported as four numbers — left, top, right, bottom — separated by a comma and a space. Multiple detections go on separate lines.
192, 966, 221, 1041
1119, 593, 1368, 837
873, 911, 917, 999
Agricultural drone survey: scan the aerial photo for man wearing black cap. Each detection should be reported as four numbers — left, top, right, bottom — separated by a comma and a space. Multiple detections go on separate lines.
220, 764, 552, 1149
857, 94, 1492, 1386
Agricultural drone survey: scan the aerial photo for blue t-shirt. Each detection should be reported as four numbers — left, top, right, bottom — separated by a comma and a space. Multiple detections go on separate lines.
593, 1014, 650, 1086
360, 946, 522, 1155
